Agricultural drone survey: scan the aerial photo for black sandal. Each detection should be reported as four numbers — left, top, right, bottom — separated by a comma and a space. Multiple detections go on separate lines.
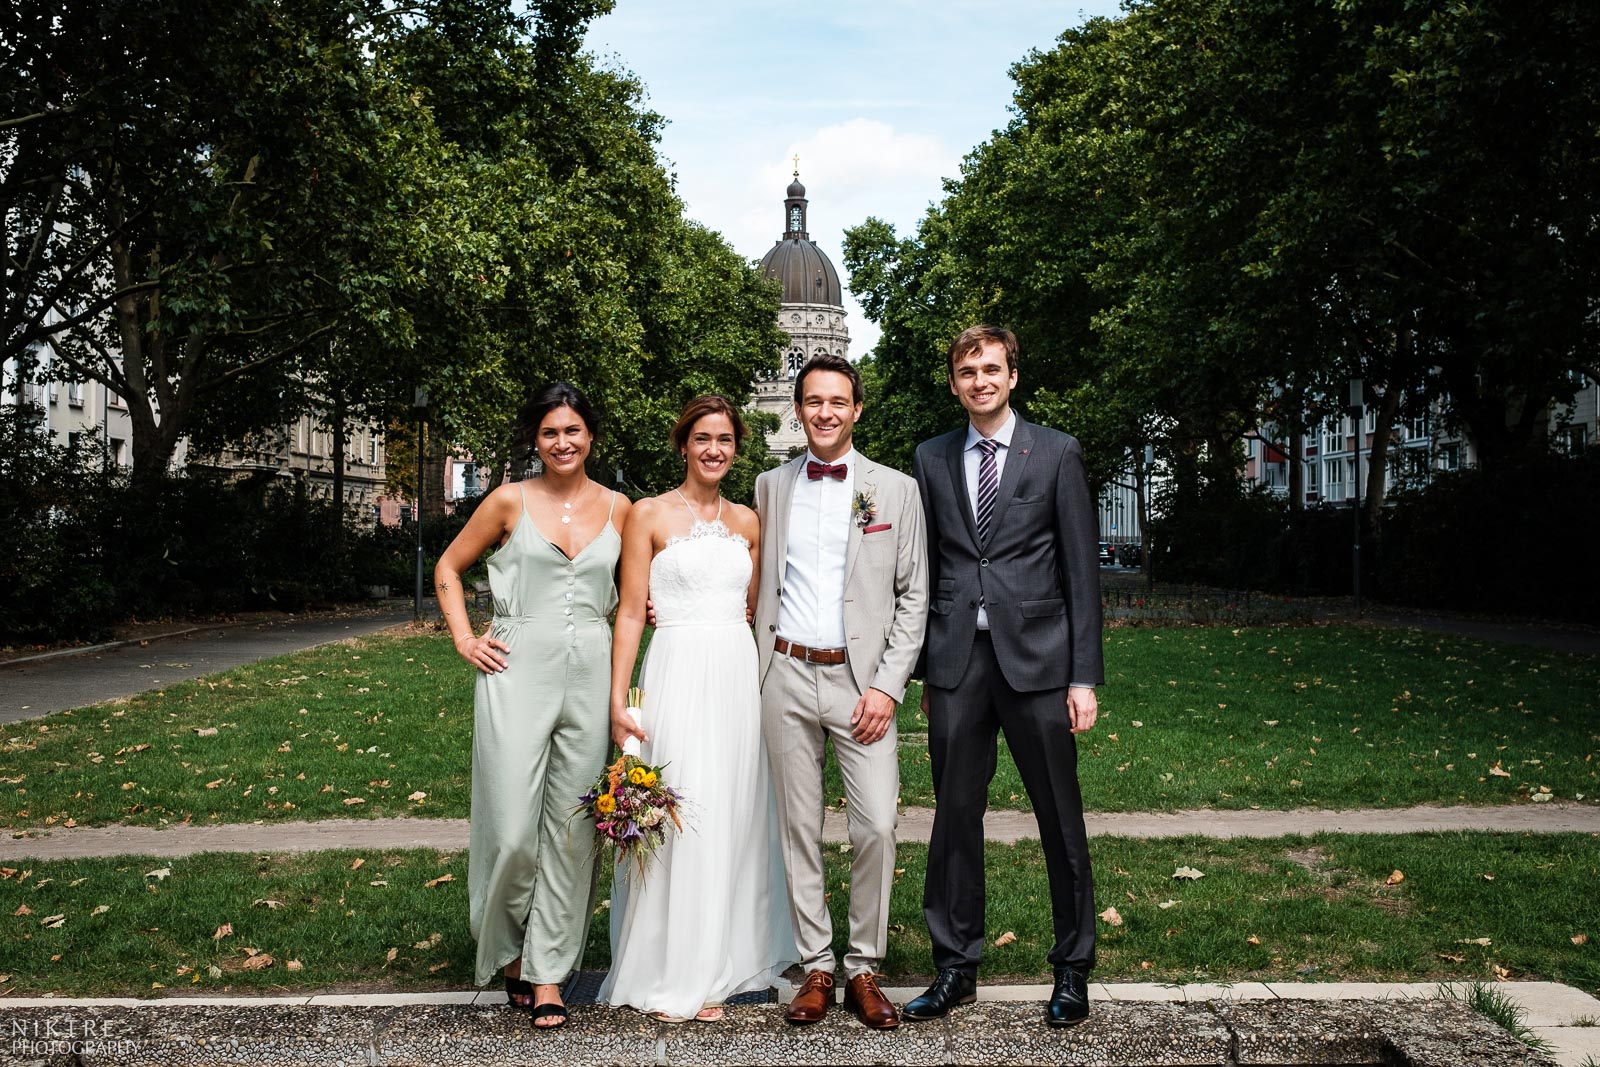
504, 977, 533, 1008
530, 1001, 569, 1030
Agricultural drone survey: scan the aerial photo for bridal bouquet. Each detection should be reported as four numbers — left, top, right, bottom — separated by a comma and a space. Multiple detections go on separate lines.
578, 687, 684, 875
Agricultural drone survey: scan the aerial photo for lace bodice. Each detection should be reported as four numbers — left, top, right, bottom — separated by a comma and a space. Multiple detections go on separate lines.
650, 498, 751, 627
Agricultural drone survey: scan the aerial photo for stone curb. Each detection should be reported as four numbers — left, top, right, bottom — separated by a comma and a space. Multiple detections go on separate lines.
7, 803, 1599, 861
0, 993, 1558, 1066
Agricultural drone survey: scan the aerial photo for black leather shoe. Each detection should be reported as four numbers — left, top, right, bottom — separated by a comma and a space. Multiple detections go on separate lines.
1047, 965, 1090, 1027
903, 967, 977, 1021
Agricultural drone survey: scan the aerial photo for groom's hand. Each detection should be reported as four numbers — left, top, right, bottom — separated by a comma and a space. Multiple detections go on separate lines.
851, 687, 897, 745
1067, 686, 1098, 734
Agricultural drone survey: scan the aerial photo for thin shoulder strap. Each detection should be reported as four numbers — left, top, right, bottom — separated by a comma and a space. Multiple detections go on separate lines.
516, 481, 532, 518
607, 489, 619, 521
671, 487, 698, 521
715, 496, 723, 522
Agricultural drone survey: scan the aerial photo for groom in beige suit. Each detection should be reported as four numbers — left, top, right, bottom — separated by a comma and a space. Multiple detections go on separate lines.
754, 353, 928, 1030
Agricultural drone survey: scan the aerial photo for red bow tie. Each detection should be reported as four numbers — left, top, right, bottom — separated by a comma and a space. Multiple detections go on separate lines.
806, 460, 848, 481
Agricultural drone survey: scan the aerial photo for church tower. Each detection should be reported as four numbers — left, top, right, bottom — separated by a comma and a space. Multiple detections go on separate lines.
750, 167, 850, 456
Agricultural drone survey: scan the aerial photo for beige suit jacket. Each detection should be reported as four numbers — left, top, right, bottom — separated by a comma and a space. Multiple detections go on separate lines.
754, 452, 929, 702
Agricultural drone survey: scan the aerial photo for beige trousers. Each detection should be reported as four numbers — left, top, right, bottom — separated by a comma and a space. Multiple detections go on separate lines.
761, 651, 899, 978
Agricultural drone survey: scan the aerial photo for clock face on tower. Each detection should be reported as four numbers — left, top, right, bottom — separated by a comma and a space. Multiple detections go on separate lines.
789, 206, 802, 233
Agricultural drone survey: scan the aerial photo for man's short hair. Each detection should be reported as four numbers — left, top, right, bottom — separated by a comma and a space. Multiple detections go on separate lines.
947, 325, 1018, 376
793, 353, 863, 406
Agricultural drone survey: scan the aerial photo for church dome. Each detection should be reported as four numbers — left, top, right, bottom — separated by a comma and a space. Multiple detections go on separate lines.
760, 169, 842, 306
760, 238, 842, 306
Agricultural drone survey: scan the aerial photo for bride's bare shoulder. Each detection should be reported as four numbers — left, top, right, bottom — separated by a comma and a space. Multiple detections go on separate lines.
724, 502, 759, 542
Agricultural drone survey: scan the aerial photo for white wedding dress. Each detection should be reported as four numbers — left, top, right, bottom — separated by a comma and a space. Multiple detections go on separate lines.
599, 498, 798, 1018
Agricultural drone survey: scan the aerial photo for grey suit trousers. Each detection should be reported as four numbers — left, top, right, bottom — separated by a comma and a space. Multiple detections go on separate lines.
761, 651, 899, 978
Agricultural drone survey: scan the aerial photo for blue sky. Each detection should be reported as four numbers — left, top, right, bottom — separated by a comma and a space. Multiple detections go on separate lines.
583, 1, 1124, 354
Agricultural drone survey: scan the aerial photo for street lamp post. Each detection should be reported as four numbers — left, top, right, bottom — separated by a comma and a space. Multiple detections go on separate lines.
413, 387, 429, 622
1348, 377, 1363, 618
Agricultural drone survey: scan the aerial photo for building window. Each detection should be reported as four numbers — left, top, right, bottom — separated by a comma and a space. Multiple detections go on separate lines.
110, 438, 125, 466
1322, 458, 1345, 502
67, 381, 84, 407
1440, 443, 1461, 471
1304, 460, 1319, 494
369, 435, 379, 465
1564, 425, 1589, 455
399, 505, 413, 524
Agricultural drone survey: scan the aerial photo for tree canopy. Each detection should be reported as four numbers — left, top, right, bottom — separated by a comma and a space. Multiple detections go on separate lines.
2, 0, 782, 493
846, 0, 1599, 508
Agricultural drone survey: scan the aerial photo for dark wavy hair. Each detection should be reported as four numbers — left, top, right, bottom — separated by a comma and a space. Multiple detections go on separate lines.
513, 382, 600, 464
792, 352, 862, 406
671, 394, 748, 453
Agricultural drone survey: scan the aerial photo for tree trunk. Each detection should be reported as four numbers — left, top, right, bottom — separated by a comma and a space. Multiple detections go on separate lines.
421, 421, 447, 521
1287, 430, 1303, 509
1364, 382, 1401, 526
331, 389, 346, 522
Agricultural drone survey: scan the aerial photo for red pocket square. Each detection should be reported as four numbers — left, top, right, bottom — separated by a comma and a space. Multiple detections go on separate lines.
863, 523, 893, 534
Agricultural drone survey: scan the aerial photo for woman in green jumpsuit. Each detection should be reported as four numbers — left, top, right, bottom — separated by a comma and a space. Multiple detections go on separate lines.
434, 383, 630, 1029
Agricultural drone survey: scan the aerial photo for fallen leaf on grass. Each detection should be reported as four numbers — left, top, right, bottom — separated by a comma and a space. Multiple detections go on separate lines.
428, 960, 449, 974
1437, 953, 1466, 963
286, 960, 303, 972
240, 953, 273, 971
13, 904, 31, 916
424, 874, 454, 888
1487, 763, 1511, 778
1131, 720, 1144, 728
412, 933, 443, 950
343, 797, 365, 806
40, 914, 65, 928
252, 899, 284, 910
208, 965, 223, 978
1573, 934, 1589, 946
204, 779, 224, 789
408, 791, 427, 802
1531, 793, 1552, 803
349, 859, 365, 871
1158, 900, 1178, 910
1246, 935, 1261, 945
1493, 964, 1511, 980
368, 880, 388, 887
1386, 870, 1405, 885
1172, 866, 1205, 880
1482, 873, 1495, 881
194, 728, 218, 737
993, 931, 1017, 947
91, 905, 109, 916
144, 867, 171, 881
1457, 937, 1492, 947
213, 923, 233, 940
385, 948, 399, 963
1262, 720, 1279, 727
1098, 907, 1124, 927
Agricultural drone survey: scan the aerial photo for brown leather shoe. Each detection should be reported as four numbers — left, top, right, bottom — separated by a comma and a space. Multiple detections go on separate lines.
844, 973, 900, 1030
786, 970, 835, 1025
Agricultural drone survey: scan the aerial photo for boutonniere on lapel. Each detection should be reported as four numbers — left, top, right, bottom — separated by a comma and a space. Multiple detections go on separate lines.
853, 485, 878, 530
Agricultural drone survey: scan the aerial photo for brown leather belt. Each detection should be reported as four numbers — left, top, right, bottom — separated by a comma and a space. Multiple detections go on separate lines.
774, 637, 847, 665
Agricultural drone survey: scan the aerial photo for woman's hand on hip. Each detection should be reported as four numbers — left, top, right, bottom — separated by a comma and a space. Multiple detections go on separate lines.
454, 631, 510, 673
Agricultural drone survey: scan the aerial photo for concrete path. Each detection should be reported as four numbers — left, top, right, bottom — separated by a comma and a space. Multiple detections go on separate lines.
0, 609, 418, 724
2, 983, 1588, 1066
6, 801, 1596, 861
1356, 609, 1600, 656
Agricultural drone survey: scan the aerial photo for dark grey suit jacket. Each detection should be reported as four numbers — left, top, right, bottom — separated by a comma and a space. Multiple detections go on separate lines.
912, 415, 1104, 693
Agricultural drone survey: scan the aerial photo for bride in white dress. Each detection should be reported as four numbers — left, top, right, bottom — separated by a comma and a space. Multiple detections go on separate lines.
602, 396, 797, 1022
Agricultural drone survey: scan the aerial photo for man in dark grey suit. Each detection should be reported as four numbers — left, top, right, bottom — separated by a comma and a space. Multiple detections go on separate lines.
904, 325, 1104, 1028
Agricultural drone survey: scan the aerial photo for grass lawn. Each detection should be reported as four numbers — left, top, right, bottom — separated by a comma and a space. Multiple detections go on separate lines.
1, 833, 1594, 997
3, 625, 1596, 829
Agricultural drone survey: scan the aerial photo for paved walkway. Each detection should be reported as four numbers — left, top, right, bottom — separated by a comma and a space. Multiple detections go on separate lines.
0, 608, 419, 724
6, 802, 1596, 861
1355, 608, 1600, 656
1, 982, 1592, 1065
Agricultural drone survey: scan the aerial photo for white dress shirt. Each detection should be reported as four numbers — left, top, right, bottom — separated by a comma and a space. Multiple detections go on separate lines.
964, 411, 1016, 630
777, 448, 855, 647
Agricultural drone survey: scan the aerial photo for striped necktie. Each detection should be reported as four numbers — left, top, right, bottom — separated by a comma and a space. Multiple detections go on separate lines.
976, 438, 999, 541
